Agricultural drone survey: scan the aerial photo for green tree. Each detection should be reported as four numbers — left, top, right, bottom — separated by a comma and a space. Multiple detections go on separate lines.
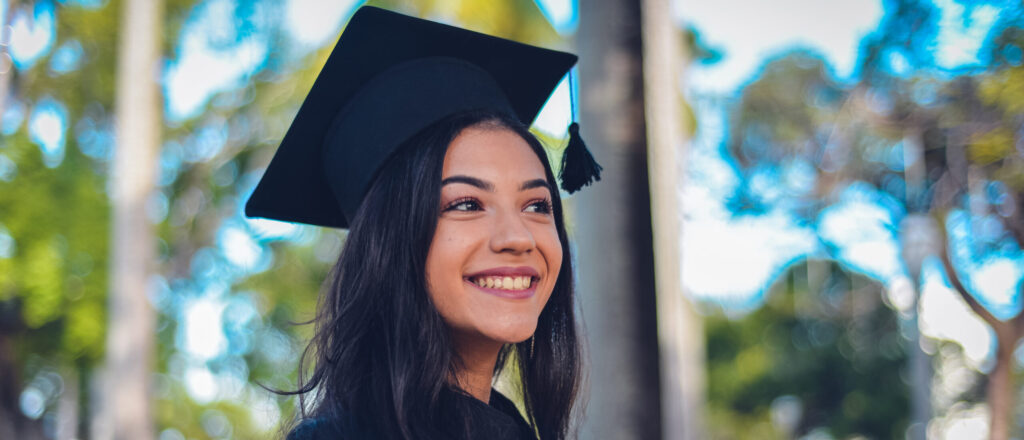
705, 260, 910, 439
0, 2, 119, 437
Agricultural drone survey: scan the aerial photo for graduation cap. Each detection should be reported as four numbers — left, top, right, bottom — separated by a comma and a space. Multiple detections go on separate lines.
245, 6, 601, 229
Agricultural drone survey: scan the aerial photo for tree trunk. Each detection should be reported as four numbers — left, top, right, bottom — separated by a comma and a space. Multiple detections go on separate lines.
56, 365, 80, 440
0, 0, 20, 114
898, 213, 936, 440
575, 1, 662, 438
638, 0, 705, 439
0, 322, 45, 440
97, 0, 163, 439
988, 329, 1018, 440
905, 297, 931, 440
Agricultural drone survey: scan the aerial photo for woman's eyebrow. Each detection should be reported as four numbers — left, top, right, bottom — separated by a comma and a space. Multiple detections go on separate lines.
441, 175, 494, 191
519, 179, 552, 193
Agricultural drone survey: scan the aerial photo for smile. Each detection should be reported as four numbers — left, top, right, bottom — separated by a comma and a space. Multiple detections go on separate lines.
468, 275, 534, 290
464, 267, 540, 299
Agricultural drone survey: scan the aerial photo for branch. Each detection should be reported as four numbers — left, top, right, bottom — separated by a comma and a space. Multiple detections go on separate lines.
937, 213, 1005, 331
929, 172, 959, 212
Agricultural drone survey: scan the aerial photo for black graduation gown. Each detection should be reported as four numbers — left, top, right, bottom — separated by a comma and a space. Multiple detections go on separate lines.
285, 389, 537, 440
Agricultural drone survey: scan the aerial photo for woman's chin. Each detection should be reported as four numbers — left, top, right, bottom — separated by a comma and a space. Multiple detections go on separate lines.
492, 332, 534, 345
477, 320, 538, 346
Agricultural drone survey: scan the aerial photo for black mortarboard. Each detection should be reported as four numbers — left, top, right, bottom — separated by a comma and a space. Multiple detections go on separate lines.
245, 6, 599, 229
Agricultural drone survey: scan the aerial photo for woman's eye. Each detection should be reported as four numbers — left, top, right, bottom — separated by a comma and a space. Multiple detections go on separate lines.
524, 199, 552, 214
445, 198, 482, 212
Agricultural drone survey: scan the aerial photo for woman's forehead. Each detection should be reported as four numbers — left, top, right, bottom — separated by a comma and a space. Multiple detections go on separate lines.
440, 127, 548, 183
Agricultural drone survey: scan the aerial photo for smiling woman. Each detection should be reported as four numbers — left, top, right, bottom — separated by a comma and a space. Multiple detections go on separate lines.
428, 123, 565, 403
243, 6, 600, 440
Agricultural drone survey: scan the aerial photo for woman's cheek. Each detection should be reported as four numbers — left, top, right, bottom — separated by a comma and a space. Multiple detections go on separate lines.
535, 224, 563, 299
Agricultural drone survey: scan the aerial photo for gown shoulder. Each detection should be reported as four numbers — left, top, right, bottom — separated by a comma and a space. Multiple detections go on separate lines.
284, 390, 535, 440
285, 412, 369, 440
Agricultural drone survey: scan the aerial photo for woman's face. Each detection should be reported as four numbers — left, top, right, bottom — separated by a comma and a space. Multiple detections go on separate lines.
425, 125, 563, 347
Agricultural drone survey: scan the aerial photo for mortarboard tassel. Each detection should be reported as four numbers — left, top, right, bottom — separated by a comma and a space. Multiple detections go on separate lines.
558, 70, 602, 194
558, 122, 602, 193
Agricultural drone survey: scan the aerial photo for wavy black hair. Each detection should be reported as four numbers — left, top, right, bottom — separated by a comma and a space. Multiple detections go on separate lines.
282, 109, 582, 439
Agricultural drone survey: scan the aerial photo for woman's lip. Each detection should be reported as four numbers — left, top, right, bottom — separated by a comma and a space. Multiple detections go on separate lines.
464, 278, 536, 299
465, 266, 540, 278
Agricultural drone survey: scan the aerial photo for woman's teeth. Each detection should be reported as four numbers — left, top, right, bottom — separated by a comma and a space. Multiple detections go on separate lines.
470, 276, 533, 290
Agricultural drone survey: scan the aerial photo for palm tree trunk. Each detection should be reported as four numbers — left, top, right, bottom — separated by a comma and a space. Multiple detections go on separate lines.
575, 0, 662, 438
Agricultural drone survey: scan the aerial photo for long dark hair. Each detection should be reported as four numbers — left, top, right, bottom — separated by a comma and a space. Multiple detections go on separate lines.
285, 109, 581, 439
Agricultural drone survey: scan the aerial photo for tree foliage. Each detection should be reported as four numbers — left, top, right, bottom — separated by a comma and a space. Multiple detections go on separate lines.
706, 260, 909, 439
719, 0, 1024, 437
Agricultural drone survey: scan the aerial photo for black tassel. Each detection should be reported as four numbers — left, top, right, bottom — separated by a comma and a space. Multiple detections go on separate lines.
559, 122, 602, 193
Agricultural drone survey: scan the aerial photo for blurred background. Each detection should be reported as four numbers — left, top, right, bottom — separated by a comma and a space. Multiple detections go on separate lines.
0, 0, 1022, 439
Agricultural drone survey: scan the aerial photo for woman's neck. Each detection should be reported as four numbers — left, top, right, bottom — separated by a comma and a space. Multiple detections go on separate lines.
452, 334, 503, 402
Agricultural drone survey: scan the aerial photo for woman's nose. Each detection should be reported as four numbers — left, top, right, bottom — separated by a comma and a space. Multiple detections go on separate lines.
489, 208, 535, 254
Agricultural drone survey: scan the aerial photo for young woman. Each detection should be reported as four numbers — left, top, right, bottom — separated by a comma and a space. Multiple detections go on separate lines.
245, 7, 600, 440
